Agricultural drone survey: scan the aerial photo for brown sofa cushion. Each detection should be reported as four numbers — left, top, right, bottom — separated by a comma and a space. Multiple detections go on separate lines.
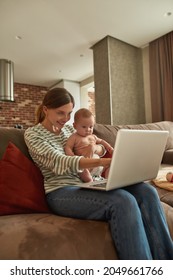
0, 142, 50, 215
162, 150, 173, 165
94, 121, 173, 151
161, 202, 173, 240
0, 213, 117, 260
153, 185, 173, 208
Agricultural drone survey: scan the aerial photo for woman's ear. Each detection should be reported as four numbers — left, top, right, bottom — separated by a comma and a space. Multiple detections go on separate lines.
43, 106, 48, 115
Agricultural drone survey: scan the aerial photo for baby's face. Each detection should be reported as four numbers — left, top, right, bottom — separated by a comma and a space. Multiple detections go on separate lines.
74, 116, 95, 137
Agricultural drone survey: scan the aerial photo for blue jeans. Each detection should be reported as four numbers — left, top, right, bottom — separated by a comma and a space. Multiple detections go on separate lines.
46, 182, 173, 260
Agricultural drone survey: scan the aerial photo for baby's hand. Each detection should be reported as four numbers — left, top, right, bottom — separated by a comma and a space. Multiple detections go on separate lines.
166, 172, 173, 182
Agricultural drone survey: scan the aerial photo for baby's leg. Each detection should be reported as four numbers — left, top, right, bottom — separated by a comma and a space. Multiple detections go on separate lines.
79, 169, 93, 182
90, 154, 103, 178
103, 167, 110, 178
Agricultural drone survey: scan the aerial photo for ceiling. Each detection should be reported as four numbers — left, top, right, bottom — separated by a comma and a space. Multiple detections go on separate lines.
0, 0, 173, 88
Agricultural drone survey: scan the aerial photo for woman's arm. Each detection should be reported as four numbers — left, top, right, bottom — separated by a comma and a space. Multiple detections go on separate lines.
79, 157, 111, 169
24, 127, 111, 175
24, 128, 82, 175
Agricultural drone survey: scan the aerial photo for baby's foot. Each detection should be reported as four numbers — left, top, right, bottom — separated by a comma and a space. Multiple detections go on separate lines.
80, 169, 93, 183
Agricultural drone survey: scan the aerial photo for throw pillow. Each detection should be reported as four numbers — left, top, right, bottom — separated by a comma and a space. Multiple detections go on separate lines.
0, 142, 50, 215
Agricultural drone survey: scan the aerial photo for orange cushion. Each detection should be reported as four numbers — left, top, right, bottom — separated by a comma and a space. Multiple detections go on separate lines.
0, 142, 50, 215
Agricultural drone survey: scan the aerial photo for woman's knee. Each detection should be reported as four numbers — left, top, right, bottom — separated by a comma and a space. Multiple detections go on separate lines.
128, 182, 160, 206
139, 182, 159, 199
110, 189, 139, 213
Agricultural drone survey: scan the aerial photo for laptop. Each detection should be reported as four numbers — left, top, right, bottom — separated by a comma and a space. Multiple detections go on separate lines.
78, 129, 169, 191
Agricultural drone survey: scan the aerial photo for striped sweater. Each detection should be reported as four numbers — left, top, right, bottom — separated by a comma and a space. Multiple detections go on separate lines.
24, 123, 83, 194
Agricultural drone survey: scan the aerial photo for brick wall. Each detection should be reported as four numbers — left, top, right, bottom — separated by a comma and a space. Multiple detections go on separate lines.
88, 91, 95, 118
0, 83, 47, 128
0, 83, 95, 128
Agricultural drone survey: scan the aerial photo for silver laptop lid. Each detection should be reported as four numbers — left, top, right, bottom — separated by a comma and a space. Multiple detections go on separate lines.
106, 129, 169, 190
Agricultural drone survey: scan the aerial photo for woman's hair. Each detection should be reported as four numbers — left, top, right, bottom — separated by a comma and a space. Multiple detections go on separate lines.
36, 87, 75, 124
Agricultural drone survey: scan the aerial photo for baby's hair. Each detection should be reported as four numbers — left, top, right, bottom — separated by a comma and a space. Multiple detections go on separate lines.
74, 108, 94, 123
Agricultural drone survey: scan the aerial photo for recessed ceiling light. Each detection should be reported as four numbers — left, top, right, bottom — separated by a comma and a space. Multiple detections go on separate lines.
15, 35, 22, 40
164, 12, 172, 17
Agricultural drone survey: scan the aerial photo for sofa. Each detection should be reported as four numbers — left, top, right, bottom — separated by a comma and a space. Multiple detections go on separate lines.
0, 121, 173, 260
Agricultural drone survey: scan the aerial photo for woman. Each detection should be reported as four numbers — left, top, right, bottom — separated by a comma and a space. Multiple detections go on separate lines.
24, 87, 173, 260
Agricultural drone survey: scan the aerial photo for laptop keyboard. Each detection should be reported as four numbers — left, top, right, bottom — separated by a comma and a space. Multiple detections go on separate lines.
89, 181, 107, 189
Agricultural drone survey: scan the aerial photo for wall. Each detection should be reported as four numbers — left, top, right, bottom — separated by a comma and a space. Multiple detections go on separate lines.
80, 77, 95, 117
142, 45, 152, 123
92, 37, 111, 124
0, 83, 47, 128
0, 81, 95, 128
93, 36, 145, 125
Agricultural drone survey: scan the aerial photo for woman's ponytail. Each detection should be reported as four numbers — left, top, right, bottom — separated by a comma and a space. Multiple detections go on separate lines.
35, 104, 45, 124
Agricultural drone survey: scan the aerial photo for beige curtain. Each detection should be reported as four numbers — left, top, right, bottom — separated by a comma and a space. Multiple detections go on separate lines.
149, 31, 173, 121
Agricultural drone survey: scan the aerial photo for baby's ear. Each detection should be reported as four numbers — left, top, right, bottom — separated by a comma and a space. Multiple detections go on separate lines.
73, 122, 76, 129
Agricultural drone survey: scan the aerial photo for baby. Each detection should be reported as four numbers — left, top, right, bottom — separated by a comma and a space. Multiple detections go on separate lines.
65, 108, 114, 182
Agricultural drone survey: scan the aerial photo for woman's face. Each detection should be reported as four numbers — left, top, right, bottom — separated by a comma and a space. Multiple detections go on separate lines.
43, 102, 73, 131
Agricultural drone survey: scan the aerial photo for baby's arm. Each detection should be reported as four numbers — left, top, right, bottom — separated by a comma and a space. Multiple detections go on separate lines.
65, 134, 76, 156
95, 136, 114, 155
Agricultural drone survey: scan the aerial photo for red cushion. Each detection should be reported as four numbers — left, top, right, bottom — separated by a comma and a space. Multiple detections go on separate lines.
102, 151, 112, 159
0, 142, 50, 215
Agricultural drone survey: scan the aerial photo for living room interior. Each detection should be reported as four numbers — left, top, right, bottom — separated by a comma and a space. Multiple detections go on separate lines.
0, 0, 173, 260
0, 0, 173, 128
